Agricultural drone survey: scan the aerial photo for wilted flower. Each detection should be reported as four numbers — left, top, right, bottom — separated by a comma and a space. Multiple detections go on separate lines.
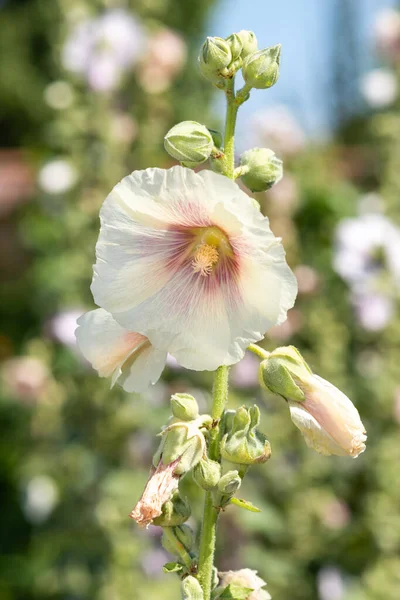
360, 68, 398, 108
90, 166, 297, 371
75, 308, 166, 392
259, 346, 367, 457
219, 569, 271, 600
38, 159, 78, 195
62, 9, 146, 91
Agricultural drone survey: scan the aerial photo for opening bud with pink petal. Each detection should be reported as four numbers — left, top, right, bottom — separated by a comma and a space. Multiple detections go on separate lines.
259, 346, 367, 458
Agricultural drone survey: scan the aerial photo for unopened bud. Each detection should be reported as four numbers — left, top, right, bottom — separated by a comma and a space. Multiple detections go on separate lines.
242, 44, 281, 89
193, 456, 221, 490
220, 405, 271, 465
181, 576, 204, 600
171, 393, 199, 421
237, 30, 258, 58
154, 421, 206, 475
164, 121, 213, 167
199, 36, 232, 86
225, 33, 243, 61
217, 470, 241, 496
239, 147, 283, 192
162, 524, 194, 554
259, 346, 367, 458
153, 490, 191, 527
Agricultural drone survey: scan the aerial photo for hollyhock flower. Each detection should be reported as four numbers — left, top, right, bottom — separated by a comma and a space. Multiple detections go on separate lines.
259, 346, 367, 457
219, 569, 271, 600
360, 69, 398, 108
90, 166, 297, 371
38, 159, 78, 195
62, 9, 146, 91
250, 106, 305, 157
75, 309, 166, 392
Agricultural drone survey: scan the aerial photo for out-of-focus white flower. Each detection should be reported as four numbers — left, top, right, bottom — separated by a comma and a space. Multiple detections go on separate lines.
90, 166, 297, 371
231, 351, 260, 388
1, 357, 49, 403
219, 569, 271, 600
62, 9, 146, 91
137, 28, 187, 94
374, 8, 400, 60
75, 309, 167, 393
23, 475, 59, 524
351, 291, 394, 331
251, 106, 306, 156
110, 114, 138, 144
317, 566, 345, 600
38, 159, 78, 195
47, 308, 85, 348
321, 499, 351, 530
360, 68, 398, 108
358, 192, 384, 215
44, 81, 74, 110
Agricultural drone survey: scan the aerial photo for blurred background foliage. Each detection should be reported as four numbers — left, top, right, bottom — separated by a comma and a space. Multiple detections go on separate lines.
1, 1, 400, 599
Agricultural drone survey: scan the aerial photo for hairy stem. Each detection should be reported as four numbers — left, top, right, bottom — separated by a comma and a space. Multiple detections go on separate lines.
247, 343, 271, 360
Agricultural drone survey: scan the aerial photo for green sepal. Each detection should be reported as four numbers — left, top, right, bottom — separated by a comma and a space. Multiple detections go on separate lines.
163, 562, 184, 574
214, 583, 253, 599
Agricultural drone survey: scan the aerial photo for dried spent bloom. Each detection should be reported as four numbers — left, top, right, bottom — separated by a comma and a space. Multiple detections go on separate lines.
129, 459, 180, 527
259, 347, 367, 457
75, 309, 166, 392
91, 166, 297, 371
219, 569, 271, 600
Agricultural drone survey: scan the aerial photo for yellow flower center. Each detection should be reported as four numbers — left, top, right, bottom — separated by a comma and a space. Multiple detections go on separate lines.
190, 226, 232, 277
192, 244, 220, 276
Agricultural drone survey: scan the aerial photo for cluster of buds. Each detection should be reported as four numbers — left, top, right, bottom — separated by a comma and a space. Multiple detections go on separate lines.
163, 30, 284, 193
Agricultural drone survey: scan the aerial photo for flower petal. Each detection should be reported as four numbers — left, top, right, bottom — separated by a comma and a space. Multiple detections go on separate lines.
75, 309, 166, 392
289, 402, 349, 457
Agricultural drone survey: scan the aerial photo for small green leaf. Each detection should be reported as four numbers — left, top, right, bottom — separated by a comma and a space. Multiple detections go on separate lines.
163, 561, 184, 574
229, 497, 262, 512
218, 583, 253, 599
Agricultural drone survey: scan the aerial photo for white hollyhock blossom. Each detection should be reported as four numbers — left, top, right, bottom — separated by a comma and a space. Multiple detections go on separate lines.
91, 166, 297, 371
75, 309, 166, 392
360, 68, 398, 108
219, 569, 271, 600
289, 375, 366, 457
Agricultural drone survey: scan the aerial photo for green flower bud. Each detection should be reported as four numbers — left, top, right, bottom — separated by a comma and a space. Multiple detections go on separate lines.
217, 470, 241, 496
220, 405, 271, 465
162, 524, 194, 555
193, 456, 221, 491
225, 33, 243, 61
259, 346, 311, 403
199, 36, 232, 86
154, 421, 206, 476
171, 393, 200, 421
242, 44, 281, 89
164, 121, 213, 167
237, 30, 258, 58
239, 147, 283, 192
181, 576, 204, 600
152, 490, 191, 527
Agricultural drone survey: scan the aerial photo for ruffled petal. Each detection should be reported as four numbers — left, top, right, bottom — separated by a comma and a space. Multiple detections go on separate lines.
75, 309, 166, 392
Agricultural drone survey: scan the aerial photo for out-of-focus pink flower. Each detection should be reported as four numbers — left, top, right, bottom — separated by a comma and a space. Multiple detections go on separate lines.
294, 265, 320, 295
0, 151, 34, 217
352, 291, 394, 331
268, 309, 303, 341
267, 174, 299, 214
251, 106, 306, 157
360, 69, 398, 108
231, 351, 260, 388
321, 499, 351, 530
110, 114, 138, 144
317, 566, 345, 600
1, 357, 50, 403
374, 8, 400, 60
137, 28, 187, 94
62, 9, 146, 91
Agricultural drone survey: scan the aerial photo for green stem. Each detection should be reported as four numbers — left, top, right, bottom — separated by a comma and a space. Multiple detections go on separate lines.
222, 78, 239, 179
162, 527, 193, 570
197, 366, 229, 599
248, 343, 270, 360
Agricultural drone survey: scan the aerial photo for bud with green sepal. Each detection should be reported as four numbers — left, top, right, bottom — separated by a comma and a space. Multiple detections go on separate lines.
259, 346, 367, 458
153, 490, 191, 527
239, 147, 283, 192
162, 524, 194, 555
199, 36, 232, 87
213, 469, 241, 509
237, 30, 258, 58
153, 420, 206, 476
164, 121, 214, 168
171, 393, 200, 421
182, 576, 204, 600
220, 405, 271, 465
193, 456, 221, 491
242, 44, 281, 89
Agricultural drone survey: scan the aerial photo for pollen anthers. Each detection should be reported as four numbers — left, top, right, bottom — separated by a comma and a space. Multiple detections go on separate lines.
192, 243, 220, 276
